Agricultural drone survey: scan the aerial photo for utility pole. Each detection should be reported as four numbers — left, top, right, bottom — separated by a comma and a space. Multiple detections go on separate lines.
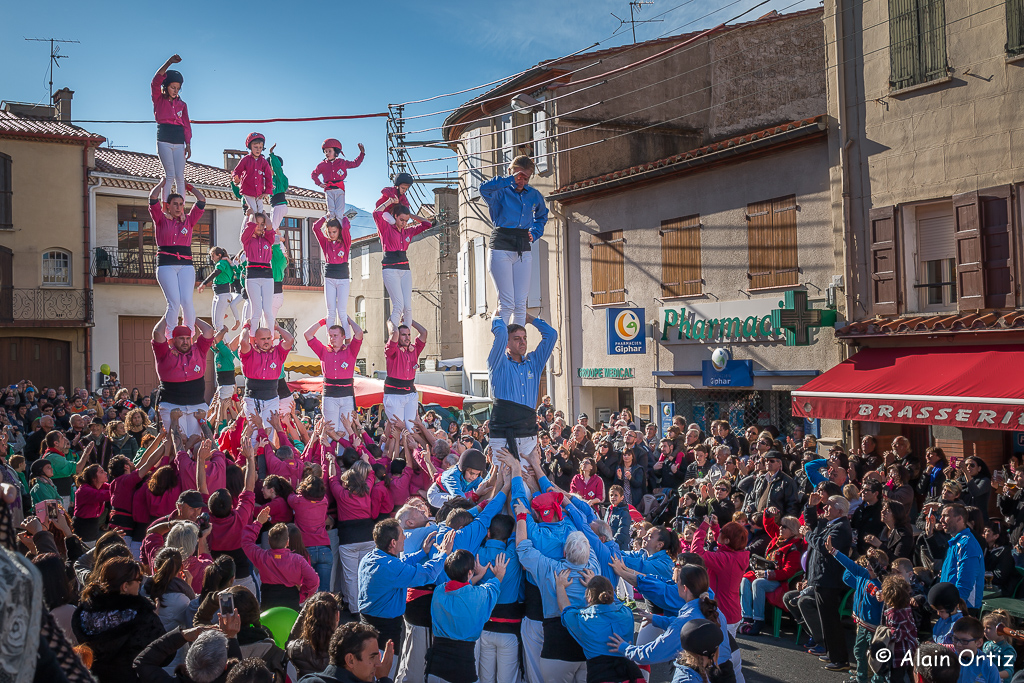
25, 38, 79, 102
611, 2, 662, 43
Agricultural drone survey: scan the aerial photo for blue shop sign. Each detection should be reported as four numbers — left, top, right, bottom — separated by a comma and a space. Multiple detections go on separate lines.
701, 359, 754, 388
607, 308, 646, 355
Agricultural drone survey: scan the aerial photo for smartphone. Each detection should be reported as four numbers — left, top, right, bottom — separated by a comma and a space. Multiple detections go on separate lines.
219, 593, 234, 616
46, 500, 58, 520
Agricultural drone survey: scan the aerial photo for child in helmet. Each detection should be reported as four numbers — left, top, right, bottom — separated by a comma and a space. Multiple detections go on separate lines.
311, 139, 365, 220
232, 133, 274, 215
375, 172, 414, 212
152, 54, 191, 201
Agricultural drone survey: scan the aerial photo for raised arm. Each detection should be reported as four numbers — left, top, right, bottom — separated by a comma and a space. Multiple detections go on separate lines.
152, 318, 168, 343
156, 54, 182, 76
149, 179, 166, 204
239, 325, 252, 354
348, 316, 363, 341
387, 320, 400, 344
275, 324, 295, 351
411, 319, 427, 343
195, 318, 214, 339
303, 318, 324, 343
187, 183, 206, 205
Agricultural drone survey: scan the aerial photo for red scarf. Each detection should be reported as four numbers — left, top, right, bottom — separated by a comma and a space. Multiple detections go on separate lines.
444, 580, 470, 593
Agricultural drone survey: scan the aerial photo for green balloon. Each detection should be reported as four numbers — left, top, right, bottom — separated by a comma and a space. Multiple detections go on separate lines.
260, 606, 299, 649
99, 364, 111, 375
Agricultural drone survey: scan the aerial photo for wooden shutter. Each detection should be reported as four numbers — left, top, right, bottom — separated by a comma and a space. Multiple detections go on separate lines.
919, 0, 948, 82
661, 215, 702, 297
746, 195, 798, 289
953, 191, 985, 311
591, 230, 625, 305
1009, 0, 1024, 56
979, 188, 1016, 308
307, 218, 322, 262
747, 199, 773, 290
889, 0, 920, 89
0, 153, 11, 230
869, 206, 900, 315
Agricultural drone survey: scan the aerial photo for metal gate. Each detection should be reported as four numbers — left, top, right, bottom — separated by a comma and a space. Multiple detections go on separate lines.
670, 389, 797, 437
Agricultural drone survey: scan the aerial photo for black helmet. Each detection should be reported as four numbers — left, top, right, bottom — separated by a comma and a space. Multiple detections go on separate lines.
162, 70, 184, 88
394, 172, 415, 187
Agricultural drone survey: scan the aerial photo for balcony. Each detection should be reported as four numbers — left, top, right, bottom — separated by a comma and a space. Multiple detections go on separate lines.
0, 287, 93, 326
93, 247, 324, 288
283, 259, 324, 288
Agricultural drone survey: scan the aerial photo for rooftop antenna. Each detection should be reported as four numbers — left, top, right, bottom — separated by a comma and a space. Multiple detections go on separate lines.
611, 1, 663, 43
25, 37, 79, 102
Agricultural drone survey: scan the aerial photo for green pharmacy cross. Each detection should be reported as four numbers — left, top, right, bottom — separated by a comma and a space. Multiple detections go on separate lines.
770, 290, 837, 346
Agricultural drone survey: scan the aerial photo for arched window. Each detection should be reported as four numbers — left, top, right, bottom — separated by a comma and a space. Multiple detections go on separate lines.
354, 296, 366, 330
42, 249, 71, 286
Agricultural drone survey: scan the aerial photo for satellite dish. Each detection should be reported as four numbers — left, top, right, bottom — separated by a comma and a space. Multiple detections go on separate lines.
511, 92, 543, 114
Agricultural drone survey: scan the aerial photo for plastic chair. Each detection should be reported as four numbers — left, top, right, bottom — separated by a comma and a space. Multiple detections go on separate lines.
1012, 566, 1024, 598
793, 587, 853, 645
768, 571, 804, 638
260, 606, 299, 649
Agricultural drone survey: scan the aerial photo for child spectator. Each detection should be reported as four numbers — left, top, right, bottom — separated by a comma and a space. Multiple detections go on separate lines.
826, 535, 885, 682
928, 582, 965, 644
981, 610, 1016, 680
878, 574, 917, 683
950, 617, 1000, 683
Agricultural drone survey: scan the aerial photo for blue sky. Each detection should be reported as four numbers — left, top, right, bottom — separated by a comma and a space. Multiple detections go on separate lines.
2, 0, 818, 213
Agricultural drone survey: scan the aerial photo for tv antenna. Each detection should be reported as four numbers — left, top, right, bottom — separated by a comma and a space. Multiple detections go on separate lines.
25, 37, 79, 101
611, 1, 663, 43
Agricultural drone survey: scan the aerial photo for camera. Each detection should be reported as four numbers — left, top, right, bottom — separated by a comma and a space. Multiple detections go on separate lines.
751, 554, 777, 571
197, 512, 211, 532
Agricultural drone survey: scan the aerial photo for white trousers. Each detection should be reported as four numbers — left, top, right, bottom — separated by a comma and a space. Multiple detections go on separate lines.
278, 394, 294, 416
381, 268, 413, 327
488, 436, 538, 470
245, 277, 275, 331
477, 630, 520, 683
338, 540, 374, 614
156, 141, 186, 201
322, 396, 356, 434
157, 402, 208, 439
244, 396, 279, 424
156, 264, 197, 336
382, 392, 418, 431
271, 203, 288, 231
273, 291, 284, 318
539, 659, 586, 683
325, 188, 346, 220
243, 195, 264, 215
217, 384, 236, 400
488, 248, 532, 326
212, 291, 242, 329
325, 277, 352, 333
520, 616, 544, 683
397, 622, 428, 683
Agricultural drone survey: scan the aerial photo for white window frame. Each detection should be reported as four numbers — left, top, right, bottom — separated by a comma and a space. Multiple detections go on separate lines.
458, 244, 469, 321
473, 236, 487, 315
360, 245, 370, 279
499, 113, 514, 169
41, 248, 71, 287
534, 95, 550, 174
466, 133, 483, 200
901, 201, 957, 313
528, 239, 544, 308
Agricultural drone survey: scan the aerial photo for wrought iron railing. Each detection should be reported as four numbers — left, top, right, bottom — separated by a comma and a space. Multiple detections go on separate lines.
93, 246, 212, 282
0, 287, 92, 323
283, 259, 324, 287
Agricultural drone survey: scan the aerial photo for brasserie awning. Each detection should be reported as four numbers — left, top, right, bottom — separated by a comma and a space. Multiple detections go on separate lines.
792, 345, 1024, 431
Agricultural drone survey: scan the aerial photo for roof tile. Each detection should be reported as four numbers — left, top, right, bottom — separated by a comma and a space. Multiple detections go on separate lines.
837, 311, 1024, 337
0, 110, 105, 142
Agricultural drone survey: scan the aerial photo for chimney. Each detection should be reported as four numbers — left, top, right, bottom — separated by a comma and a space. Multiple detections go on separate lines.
224, 149, 246, 172
52, 88, 74, 122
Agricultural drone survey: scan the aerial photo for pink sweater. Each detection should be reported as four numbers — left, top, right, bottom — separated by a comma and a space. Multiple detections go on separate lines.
310, 216, 352, 264
570, 474, 604, 503
690, 521, 750, 624
242, 522, 319, 600
151, 73, 191, 143
73, 482, 111, 519
233, 154, 273, 197
175, 450, 226, 500
208, 490, 255, 552
310, 152, 364, 189
287, 493, 329, 548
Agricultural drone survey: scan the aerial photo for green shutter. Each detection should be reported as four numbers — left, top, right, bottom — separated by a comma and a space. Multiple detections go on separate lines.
889, 0, 947, 89
1009, 0, 1024, 56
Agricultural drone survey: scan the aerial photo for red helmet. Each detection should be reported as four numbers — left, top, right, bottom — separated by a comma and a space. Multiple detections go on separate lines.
245, 132, 265, 149
322, 138, 342, 153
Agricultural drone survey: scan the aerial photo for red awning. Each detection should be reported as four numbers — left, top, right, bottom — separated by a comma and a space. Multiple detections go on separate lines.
792, 345, 1024, 431
286, 376, 467, 410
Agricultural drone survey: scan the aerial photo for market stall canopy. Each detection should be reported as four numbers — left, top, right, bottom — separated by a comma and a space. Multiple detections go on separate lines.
286, 376, 471, 410
792, 345, 1024, 432
283, 354, 323, 376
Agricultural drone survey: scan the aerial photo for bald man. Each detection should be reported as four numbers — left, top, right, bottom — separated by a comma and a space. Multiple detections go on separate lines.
152, 318, 215, 439
239, 324, 293, 423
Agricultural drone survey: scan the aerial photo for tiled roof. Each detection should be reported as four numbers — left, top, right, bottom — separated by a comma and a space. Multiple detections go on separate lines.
0, 110, 105, 143
837, 311, 1024, 337
553, 115, 826, 196
93, 148, 324, 200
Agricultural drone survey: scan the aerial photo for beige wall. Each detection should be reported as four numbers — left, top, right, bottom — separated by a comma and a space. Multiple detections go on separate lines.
563, 140, 844, 437
0, 138, 88, 286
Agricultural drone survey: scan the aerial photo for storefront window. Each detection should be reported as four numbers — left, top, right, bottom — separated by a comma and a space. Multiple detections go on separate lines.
671, 388, 798, 438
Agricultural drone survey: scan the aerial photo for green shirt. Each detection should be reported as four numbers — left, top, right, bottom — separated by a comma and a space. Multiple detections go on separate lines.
31, 478, 60, 504
45, 451, 78, 479
213, 258, 234, 285
214, 341, 238, 373
269, 152, 289, 198
272, 244, 287, 282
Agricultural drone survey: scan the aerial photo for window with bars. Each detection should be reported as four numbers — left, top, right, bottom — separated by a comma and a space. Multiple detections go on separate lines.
356, 358, 367, 376
42, 249, 71, 286
746, 195, 799, 289
354, 296, 366, 331
889, 0, 948, 90
1009, 0, 1024, 55
590, 229, 626, 305
0, 153, 11, 230
661, 215, 702, 298
279, 217, 303, 281
277, 318, 296, 338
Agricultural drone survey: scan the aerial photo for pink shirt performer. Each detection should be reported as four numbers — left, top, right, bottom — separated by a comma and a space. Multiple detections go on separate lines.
309, 215, 354, 335
304, 317, 364, 439
152, 54, 192, 201
239, 215, 277, 331
148, 177, 207, 338
311, 139, 364, 221
373, 203, 433, 328
232, 132, 274, 214
151, 318, 215, 440
382, 320, 427, 431
238, 323, 293, 424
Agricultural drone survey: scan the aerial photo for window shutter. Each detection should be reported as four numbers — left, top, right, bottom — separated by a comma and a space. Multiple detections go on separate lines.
528, 240, 544, 307
466, 134, 482, 199
953, 191, 985, 311
1009, 0, 1024, 56
499, 114, 513, 167
661, 215, 701, 298
979, 188, 1016, 308
772, 195, 799, 287
534, 96, 549, 174
361, 245, 369, 279
869, 206, 900, 315
0, 153, 12, 230
474, 236, 487, 315
889, 0, 919, 89
746, 199, 773, 289
457, 244, 467, 321
916, 209, 955, 261
307, 218, 322, 262
919, 0, 948, 82
591, 230, 625, 305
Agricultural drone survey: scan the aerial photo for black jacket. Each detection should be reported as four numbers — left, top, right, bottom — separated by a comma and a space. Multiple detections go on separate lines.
73, 591, 167, 683
851, 500, 885, 556
883, 523, 915, 561
804, 504, 853, 590
133, 628, 242, 683
298, 664, 393, 683
745, 472, 801, 516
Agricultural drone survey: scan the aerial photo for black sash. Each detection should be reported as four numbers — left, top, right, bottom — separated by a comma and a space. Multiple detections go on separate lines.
337, 518, 375, 545
260, 584, 300, 612
324, 263, 350, 279
405, 586, 434, 628
484, 601, 525, 635
72, 515, 103, 542
541, 617, 586, 662
426, 636, 477, 683
523, 580, 545, 622
157, 245, 193, 267
245, 378, 278, 400
382, 250, 409, 270
489, 227, 532, 256
270, 192, 287, 206
273, 281, 283, 293
324, 378, 354, 399
158, 377, 206, 406
110, 509, 134, 531
361, 613, 404, 654
247, 264, 272, 277
490, 399, 539, 437
157, 123, 186, 144
587, 655, 645, 683
213, 547, 252, 579
277, 377, 290, 399
214, 283, 231, 294
383, 376, 416, 396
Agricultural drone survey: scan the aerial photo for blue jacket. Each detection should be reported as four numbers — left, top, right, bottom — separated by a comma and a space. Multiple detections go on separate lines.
804, 458, 829, 488
956, 655, 1001, 683
833, 550, 882, 626
671, 665, 706, 683
435, 492, 507, 582
940, 528, 985, 608
620, 597, 731, 668
511, 475, 573, 562
476, 538, 523, 605
357, 547, 446, 618
516, 537, 598, 618
431, 578, 502, 641
561, 602, 635, 660
606, 501, 632, 551
439, 465, 483, 499
564, 502, 620, 583
636, 573, 685, 613
479, 175, 549, 241
621, 549, 674, 582
404, 523, 438, 557
933, 611, 963, 644
488, 317, 556, 408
